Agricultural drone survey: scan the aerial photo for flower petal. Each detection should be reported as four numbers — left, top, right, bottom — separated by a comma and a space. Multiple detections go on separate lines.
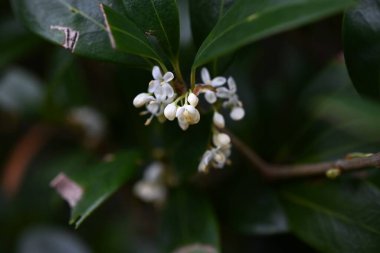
163, 72, 174, 82
162, 83, 175, 99
216, 87, 230, 98
201, 68, 211, 84
148, 80, 160, 93
152, 66, 162, 80
205, 90, 217, 104
227, 77, 237, 92
211, 77, 226, 87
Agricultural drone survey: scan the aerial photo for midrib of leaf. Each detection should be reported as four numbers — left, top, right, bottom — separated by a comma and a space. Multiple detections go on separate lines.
282, 191, 380, 236
108, 24, 159, 59
149, 0, 175, 56
56, 0, 106, 30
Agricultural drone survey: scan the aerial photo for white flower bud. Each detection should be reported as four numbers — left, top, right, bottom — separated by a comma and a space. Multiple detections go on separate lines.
230, 106, 245, 121
188, 92, 199, 107
213, 111, 225, 128
164, 103, 177, 121
213, 133, 231, 147
133, 93, 153, 108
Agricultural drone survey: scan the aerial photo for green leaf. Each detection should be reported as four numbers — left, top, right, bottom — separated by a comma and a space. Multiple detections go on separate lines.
123, 0, 180, 59
193, 0, 356, 67
52, 150, 140, 228
220, 171, 288, 235
100, 4, 161, 62
160, 188, 220, 253
343, 0, 380, 99
0, 18, 41, 68
281, 180, 380, 253
189, 0, 234, 48
11, 0, 149, 67
315, 95, 380, 142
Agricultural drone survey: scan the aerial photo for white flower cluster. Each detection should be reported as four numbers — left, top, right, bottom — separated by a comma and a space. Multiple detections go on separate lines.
133, 66, 246, 173
133, 162, 167, 205
198, 68, 245, 121
198, 131, 232, 173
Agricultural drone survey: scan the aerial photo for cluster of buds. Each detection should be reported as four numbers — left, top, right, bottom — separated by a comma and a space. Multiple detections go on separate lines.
133, 66, 245, 173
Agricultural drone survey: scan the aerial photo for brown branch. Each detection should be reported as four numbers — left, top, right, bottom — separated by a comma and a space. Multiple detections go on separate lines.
225, 129, 380, 180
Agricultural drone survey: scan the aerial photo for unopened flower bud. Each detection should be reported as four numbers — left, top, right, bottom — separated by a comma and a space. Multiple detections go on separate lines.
213, 111, 225, 128
164, 103, 177, 121
133, 93, 153, 108
230, 106, 245, 121
188, 92, 199, 107
213, 133, 231, 147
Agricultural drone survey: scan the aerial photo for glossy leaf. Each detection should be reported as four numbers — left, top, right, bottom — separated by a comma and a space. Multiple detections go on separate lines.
123, 0, 180, 58
281, 180, 380, 253
194, 0, 356, 67
189, 0, 234, 48
52, 150, 140, 228
343, 0, 380, 99
100, 4, 161, 62
160, 189, 220, 253
11, 0, 148, 67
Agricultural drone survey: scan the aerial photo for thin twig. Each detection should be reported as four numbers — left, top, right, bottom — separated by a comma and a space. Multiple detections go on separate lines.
225, 129, 380, 180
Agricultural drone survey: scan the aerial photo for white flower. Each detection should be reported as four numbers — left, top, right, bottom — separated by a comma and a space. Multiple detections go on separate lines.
164, 102, 177, 121
199, 68, 226, 104
148, 66, 175, 99
216, 77, 245, 121
67, 106, 106, 139
213, 111, 225, 128
198, 131, 232, 172
133, 93, 154, 108
201, 68, 226, 87
133, 162, 167, 204
176, 104, 200, 130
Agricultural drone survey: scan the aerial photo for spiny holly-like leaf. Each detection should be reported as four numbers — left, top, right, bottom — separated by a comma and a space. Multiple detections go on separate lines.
281, 180, 380, 253
11, 0, 149, 67
122, 0, 180, 59
193, 0, 356, 68
343, 0, 380, 99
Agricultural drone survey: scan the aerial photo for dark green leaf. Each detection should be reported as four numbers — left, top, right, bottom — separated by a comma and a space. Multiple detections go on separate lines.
221, 172, 288, 235
343, 0, 380, 99
0, 18, 41, 68
315, 95, 380, 142
194, 0, 356, 67
123, 0, 180, 59
100, 4, 161, 62
281, 180, 380, 253
160, 188, 219, 253
189, 0, 234, 48
11, 0, 148, 67
52, 150, 140, 228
